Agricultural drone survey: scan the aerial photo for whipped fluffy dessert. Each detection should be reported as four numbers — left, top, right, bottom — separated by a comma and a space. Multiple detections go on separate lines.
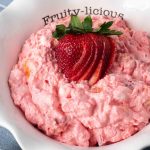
9, 16, 150, 147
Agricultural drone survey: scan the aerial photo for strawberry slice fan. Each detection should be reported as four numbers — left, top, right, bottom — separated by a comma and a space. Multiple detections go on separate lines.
53, 15, 122, 85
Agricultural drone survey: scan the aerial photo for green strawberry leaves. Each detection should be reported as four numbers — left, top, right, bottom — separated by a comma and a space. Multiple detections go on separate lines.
82, 15, 93, 32
53, 15, 123, 39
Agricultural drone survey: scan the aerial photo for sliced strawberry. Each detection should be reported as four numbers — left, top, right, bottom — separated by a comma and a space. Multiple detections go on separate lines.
54, 33, 115, 85
88, 37, 115, 85
71, 47, 94, 80
71, 34, 96, 81
88, 59, 103, 85
79, 34, 104, 81
100, 37, 115, 78
53, 15, 122, 85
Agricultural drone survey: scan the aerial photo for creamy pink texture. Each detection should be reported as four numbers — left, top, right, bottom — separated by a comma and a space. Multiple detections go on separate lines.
9, 16, 150, 147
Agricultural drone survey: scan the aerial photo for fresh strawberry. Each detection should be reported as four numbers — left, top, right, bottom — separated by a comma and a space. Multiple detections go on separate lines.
52, 15, 122, 85
54, 33, 115, 84
54, 34, 82, 77
55, 34, 93, 79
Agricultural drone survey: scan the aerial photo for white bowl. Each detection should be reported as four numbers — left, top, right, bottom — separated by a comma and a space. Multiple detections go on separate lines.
0, 0, 150, 150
